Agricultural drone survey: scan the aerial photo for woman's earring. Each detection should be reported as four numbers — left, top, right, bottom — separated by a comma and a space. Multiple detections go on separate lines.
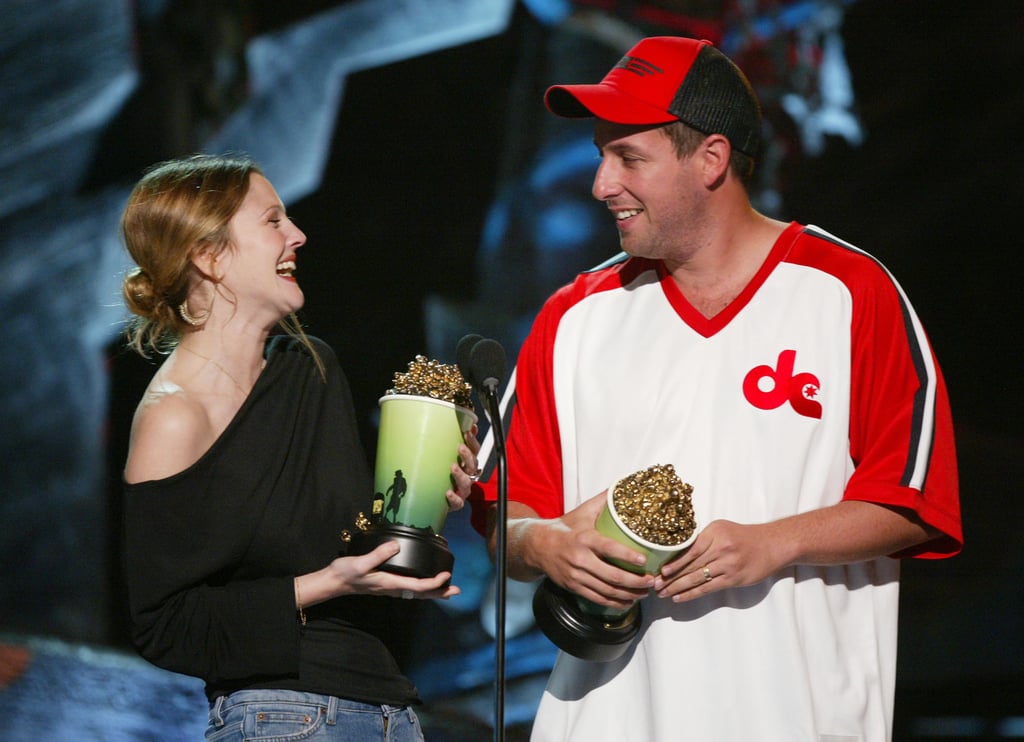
179, 301, 204, 326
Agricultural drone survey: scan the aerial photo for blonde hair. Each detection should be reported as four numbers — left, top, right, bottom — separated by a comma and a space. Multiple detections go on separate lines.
121, 153, 324, 376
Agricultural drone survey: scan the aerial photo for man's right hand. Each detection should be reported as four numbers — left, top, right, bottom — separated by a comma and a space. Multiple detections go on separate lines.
502, 493, 654, 610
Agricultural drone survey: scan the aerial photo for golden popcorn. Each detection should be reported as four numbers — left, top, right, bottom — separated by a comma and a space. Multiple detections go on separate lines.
387, 355, 474, 410
612, 464, 696, 546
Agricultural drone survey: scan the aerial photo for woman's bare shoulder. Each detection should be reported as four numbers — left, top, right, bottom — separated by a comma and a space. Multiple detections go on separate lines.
123, 380, 215, 484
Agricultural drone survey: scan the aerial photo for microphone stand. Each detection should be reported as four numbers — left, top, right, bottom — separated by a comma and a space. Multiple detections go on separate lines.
459, 335, 509, 742
482, 380, 508, 742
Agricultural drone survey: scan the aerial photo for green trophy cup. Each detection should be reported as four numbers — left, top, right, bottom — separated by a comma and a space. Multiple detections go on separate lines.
350, 356, 477, 578
533, 464, 698, 662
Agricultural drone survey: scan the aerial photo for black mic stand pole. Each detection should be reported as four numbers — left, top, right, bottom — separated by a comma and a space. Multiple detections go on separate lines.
482, 380, 508, 742
458, 334, 509, 742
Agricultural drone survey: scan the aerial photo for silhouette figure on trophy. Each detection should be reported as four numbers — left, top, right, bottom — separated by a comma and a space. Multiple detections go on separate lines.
384, 469, 408, 524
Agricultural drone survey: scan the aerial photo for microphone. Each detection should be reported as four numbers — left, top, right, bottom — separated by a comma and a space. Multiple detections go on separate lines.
456, 333, 484, 387
468, 338, 506, 397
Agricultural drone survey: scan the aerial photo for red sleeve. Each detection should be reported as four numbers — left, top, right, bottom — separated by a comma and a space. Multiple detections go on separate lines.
469, 286, 578, 535
841, 257, 962, 558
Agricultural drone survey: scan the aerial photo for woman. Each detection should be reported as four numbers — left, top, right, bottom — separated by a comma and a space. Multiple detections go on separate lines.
120, 153, 479, 741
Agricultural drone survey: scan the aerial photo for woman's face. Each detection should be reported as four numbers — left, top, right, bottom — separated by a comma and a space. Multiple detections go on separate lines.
218, 173, 307, 326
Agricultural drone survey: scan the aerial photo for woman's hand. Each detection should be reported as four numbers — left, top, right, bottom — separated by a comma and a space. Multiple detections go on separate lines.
310, 541, 461, 603
446, 424, 482, 512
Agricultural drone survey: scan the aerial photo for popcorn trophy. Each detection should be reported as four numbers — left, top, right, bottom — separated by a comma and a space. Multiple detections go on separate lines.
533, 464, 698, 662
349, 356, 477, 578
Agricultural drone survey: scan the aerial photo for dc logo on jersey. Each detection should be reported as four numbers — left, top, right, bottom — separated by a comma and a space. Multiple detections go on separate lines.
742, 349, 822, 419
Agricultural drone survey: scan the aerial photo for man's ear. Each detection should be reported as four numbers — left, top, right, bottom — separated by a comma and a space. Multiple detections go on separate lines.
700, 134, 732, 188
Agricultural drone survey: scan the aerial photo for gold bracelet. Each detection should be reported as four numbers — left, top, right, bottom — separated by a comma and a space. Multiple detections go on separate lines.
294, 577, 307, 626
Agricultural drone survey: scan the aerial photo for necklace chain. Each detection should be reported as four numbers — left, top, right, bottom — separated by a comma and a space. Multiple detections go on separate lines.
178, 345, 252, 396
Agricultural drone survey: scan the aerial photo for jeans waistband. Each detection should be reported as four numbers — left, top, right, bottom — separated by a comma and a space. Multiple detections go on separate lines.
210, 690, 343, 726
210, 690, 413, 724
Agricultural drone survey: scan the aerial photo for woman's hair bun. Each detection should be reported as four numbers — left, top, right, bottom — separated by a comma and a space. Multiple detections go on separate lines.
123, 268, 157, 316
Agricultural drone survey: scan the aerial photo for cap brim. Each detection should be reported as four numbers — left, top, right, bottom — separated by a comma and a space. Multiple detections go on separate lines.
545, 84, 678, 125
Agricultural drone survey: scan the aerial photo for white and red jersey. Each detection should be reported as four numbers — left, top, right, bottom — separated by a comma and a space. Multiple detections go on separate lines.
476, 222, 961, 741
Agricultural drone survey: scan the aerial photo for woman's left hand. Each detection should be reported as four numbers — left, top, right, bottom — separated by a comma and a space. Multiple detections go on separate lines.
447, 425, 482, 511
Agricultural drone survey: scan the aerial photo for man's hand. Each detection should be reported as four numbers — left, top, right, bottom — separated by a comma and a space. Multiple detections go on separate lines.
653, 501, 940, 602
504, 493, 655, 610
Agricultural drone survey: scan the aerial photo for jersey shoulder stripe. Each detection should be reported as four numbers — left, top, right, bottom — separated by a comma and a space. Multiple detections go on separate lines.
792, 225, 938, 492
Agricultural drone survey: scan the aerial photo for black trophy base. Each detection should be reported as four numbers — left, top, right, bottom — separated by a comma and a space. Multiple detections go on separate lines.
349, 523, 454, 579
532, 577, 641, 663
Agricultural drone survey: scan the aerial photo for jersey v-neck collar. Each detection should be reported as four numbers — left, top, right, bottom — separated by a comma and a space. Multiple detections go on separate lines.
656, 221, 803, 338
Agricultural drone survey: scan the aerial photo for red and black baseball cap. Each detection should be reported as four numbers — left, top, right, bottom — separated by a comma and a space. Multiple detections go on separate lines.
544, 36, 762, 157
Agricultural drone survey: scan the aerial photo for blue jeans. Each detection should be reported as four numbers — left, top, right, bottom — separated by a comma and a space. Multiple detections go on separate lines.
206, 690, 425, 741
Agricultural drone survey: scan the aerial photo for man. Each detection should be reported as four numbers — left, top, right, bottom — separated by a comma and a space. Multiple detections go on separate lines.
472, 36, 961, 741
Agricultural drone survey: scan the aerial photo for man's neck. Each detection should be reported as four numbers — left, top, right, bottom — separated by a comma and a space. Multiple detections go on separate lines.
666, 212, 787, 319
